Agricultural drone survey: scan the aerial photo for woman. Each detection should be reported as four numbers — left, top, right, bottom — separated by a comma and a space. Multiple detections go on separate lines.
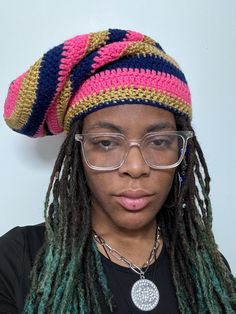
1, 29, 235, 313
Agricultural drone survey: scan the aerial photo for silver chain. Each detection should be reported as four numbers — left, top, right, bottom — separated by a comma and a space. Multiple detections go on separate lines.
93, 226, 161, 278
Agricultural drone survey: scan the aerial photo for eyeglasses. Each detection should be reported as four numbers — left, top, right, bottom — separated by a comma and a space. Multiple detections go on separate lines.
75, 131, 193, 171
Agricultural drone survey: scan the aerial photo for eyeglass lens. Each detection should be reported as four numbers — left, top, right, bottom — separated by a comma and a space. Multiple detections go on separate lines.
83, 133, 184, 168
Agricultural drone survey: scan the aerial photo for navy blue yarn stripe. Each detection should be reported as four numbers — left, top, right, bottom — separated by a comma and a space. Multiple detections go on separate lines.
70, 29, 182, 95
71, 30, 129, 93
71, 30, 133, 93
155, 42, 164, 52
70, 98, 188, 127
21, 43, 64, 136
96, 55, 187, 83
16, 125, 53, 136
71, 50, 186, 95
71, 50, 100, 93
108, 28, 164, 53
107, 29, 128, 44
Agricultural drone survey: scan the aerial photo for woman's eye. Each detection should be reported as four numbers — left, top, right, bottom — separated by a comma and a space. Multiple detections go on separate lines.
99, 140, 113, 148
153, 139, 169, 146
91, 137, 121, 150
148, 137, 172, 148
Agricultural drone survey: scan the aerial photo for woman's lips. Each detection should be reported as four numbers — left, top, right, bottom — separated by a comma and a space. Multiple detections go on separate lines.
114, 194, 153, 211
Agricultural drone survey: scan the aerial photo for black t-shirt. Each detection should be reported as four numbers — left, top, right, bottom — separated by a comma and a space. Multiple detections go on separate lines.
0, 224, 179, 313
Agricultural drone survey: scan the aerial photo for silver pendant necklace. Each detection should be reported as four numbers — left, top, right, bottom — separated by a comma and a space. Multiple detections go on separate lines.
93, 226, 161, 311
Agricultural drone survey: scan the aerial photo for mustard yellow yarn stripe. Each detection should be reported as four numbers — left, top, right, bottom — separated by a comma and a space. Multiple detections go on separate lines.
5, 58, 42, 130
64, 87, 191, 131
56, 78, 73, 128
86, 31, 110, 54
56, 31, 109, 128
122, 42, 181, 70
143, 35, 158, 47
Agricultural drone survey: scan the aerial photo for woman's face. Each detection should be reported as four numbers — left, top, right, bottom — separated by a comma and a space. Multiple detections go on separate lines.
82, 105, 176, 232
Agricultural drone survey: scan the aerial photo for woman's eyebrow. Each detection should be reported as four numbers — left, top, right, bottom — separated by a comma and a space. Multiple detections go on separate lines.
85, 121, 123, 133
85, 121, 176, 133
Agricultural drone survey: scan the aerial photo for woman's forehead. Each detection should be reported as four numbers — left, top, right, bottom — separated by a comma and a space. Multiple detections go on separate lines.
82, 104, 176, 134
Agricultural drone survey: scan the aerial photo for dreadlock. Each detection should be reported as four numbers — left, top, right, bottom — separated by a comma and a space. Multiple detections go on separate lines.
159, 115, 236, 313
23, 121, 113, 314
23, 116, 236, 314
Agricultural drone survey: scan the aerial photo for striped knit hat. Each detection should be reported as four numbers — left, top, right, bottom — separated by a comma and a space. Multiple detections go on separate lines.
3, 29, 191, 137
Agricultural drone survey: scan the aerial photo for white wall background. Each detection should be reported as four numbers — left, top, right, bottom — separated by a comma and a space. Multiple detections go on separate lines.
0, 0, 235, 275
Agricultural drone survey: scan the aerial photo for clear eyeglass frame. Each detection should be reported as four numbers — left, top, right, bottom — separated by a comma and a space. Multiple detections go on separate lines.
75, 131, 193, 171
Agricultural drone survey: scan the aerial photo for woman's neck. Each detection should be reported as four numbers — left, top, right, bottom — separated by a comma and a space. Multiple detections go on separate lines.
93, 220, 163, 268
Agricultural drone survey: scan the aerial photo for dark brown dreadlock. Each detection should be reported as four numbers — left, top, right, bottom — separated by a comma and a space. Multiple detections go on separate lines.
24, 115, 236, 314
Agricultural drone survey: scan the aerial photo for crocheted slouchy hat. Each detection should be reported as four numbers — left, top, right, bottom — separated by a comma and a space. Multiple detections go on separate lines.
3, 29, 191, 137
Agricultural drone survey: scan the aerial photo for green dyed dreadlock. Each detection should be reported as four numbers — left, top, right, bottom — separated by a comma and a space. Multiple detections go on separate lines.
23, 120, 113, 314
23, 116, 236, 314
160, 116, 236, 313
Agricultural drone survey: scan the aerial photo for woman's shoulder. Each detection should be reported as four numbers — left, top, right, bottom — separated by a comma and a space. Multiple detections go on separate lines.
0, 223, 46, 269
1, 222, 45, 238
0, 223, 46, 312
0, 223, 45, 255
0, 222, 46, 276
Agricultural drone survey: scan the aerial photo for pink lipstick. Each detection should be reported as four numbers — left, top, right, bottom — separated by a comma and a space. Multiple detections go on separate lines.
114, 190, 153, 211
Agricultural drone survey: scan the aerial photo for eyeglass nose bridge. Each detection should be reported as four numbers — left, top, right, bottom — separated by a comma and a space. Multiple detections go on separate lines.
121, 139, 149, 167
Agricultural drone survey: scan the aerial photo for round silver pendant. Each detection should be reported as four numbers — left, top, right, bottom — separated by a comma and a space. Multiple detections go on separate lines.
131, 279, 159, 311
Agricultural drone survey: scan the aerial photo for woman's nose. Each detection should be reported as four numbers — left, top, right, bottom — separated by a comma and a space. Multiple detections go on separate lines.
118, 146, 150, 178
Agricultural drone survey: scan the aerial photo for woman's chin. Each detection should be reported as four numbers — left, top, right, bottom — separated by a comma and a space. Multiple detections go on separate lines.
110, 212, 157, 232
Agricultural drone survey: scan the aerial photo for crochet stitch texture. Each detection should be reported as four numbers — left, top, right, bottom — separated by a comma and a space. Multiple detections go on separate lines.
4, 29, 191, 137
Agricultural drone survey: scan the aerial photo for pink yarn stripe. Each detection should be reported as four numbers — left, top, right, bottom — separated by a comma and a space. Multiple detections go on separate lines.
4, 73, 26, 118
34, 90, 65, 136
45, 34, 90, 134
92, 41, 130, 72
69, 68, 191, 106
57, 34, 90, 91
33, 123, 46, 137
46, 98, 67, 135
124, 30, 145, 42
34, 118, 64, 137
46, 103, 64, 134
34, 88, 65, 136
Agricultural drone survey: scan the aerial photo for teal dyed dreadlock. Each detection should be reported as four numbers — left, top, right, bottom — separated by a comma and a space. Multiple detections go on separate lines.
23, 116, 236, 313
159, 116, 236, 313
23, 121, 114, 314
